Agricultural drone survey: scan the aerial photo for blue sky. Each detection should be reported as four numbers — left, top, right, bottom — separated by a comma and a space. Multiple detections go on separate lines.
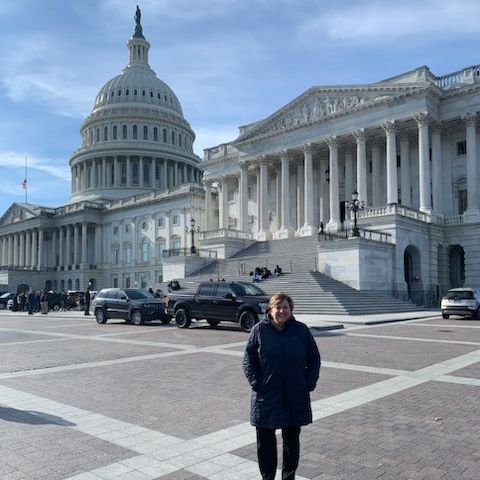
1, 0, 479, 214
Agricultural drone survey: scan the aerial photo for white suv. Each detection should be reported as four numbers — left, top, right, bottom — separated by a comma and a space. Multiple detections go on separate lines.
441, 288, 480, 319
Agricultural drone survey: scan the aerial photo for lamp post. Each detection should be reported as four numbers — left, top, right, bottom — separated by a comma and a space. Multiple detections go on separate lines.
345, 190, 365, 237
186, 218, 199, 255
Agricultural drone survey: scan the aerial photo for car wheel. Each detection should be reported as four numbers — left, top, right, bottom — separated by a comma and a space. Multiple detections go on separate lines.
472, 309, 480, 320
131, 310, 144, 326
442, 312, 450, 319
207, 320, 220, 328
160, 317, 172, 325
95, 308, 107, 324
239, 310, 258, 333
0, 304, 5, 310
175, 308, 191, 328
53, 304, 60, 312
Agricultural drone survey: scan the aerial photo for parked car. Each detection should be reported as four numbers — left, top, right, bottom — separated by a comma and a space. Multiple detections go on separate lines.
0, 292, 14, 309
440, 288, 480, 319
164, 281, 269, 332
93, 288, 170, 325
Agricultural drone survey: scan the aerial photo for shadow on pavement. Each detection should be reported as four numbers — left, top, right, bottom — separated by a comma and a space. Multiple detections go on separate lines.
0, 406, 76, 426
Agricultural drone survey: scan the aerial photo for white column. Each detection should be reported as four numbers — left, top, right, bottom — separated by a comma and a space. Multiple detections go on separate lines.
163, 160, 168, 188
25, 231, 31, 268
8, 235, 13, 267
50, 229, 56, 269
415, 113, 432, 213
462, 112, 480, 221
277, 150, 294, 238
19, 232, 25, 268
218, 177, 228, 229
89, 160, 95, 189
319, 155, 329, 226
239, 162, 249, 232
65, 225, 72, 269
301, 143, 315, 236
115, 157, 121, 187
37, 229, 43, 270
371, 143, 381, 207
150, 158, 155, 187
58, 227, 64, 269
354, 129, 368, 205
126, 156, 132, 186
73, 224, 80, 266
174, 161, 179, 186
257, 156, 269, 240
31, 230, 37, 270
204, 180, 212, 231
326, 137, 340, 232
384, 120, 398, 204
13, 233, 19, 268
81, 223, 88, 267
344, 146, 354, 211
400, 135, 411, 207
296, 162, 304, 231
431, 124, 443, 215
95, 225, 102, 265
139, 157, 144, 187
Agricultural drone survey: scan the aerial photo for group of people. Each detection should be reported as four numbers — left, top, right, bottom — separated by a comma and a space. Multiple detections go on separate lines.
148, 287, 164, 298
12, 289, 91, 315
167, 279, 181, 292
250, 265, 282, 283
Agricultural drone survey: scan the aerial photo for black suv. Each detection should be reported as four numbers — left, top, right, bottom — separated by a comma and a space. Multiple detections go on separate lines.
93, 288, 170, 325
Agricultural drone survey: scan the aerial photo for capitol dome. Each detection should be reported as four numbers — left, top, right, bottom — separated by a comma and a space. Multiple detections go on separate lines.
69, 7, 202, 203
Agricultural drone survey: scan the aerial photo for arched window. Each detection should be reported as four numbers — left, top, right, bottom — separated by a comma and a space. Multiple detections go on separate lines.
96, 128, 100, 142
122, 125, 127, 139
89, 129, 93, 144
140, 238, 149, 263
103, 126, 108, 141
133, 125, 138, 139
60, 280, 65, 292
163, 129, 167, 142
67, 279, 73, 290
153, 127, 158, 141
113, 125, 117, 140
143, 125, 148, 140
142, 90, 146, 97
112, 245, 119, 265
178, 133, 182, 148
126, 89, 129, 96
171, 131, 175, 145
134, 89, 137, 95
75, 279, 80, 291
132, 162, 139, 185
118, 89, 121, 96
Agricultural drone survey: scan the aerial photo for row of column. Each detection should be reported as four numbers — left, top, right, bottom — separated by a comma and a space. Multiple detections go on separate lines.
0, 223, 100, 270
72, 157, 202, 193
204, 112, 479, 235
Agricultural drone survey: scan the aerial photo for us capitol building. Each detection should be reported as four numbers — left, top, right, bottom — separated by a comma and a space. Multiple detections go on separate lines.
0, 9, 204, 292
1, 9, 479, 306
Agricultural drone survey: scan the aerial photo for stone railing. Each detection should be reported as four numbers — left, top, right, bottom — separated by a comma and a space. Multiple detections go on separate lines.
162, 248, 217, 259
204, 143, 238, 161
435, 65, 480, 89
443, 215, 463, 226
319, 227, 393, 244
359, 204, 443, 223
199, 229, 253, 241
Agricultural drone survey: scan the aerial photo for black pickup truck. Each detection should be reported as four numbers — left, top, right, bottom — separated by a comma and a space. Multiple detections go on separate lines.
164, 281, 270, 332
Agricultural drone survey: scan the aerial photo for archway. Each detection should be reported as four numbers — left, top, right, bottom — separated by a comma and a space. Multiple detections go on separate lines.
45, 280, 52, 291
404, 245, 422, 305
448, 244, 465, 288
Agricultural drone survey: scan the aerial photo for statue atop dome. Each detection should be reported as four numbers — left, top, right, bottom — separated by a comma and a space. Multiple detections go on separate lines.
133, 5, 145, 39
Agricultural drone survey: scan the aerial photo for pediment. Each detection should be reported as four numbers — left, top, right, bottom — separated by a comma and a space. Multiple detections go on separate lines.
235, 85, 425, 143
0, 203, 42, 227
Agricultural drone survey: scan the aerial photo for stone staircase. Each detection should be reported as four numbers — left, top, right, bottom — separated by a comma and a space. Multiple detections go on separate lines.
166, 236, 419, 315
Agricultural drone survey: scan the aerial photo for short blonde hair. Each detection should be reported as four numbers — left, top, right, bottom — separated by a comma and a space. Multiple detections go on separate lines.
267, 292, 294, 314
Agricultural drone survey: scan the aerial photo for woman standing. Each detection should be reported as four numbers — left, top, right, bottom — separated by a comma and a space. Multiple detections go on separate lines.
243, 293, 321, 480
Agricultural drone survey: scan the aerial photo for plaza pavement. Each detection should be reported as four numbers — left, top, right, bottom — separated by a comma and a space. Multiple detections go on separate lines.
0, 309, 478, 479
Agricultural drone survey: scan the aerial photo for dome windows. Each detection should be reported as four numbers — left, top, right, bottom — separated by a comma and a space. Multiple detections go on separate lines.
134, 89, 138, 95
142, 90, 146, 97
122, 125, 127, 139
163, 128, 167, 143
103, 126, 108, 141
118, 89, 121, 96
96, 128, 100, 142
133, 125, 138, 139
143, 125, 148, 140
126, 89, 129, 96
113, 125, 118, 140
171, 131, 175, 145
150, 91, 153, 98
153, 127, 158, 141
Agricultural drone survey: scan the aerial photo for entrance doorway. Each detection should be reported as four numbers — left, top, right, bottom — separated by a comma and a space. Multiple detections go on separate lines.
448, 245, 465, 288
404, 245, 422, 305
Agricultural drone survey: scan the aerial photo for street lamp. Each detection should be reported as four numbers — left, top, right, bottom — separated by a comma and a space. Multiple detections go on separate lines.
186, 218, 199, 255
345, 190, 365, 237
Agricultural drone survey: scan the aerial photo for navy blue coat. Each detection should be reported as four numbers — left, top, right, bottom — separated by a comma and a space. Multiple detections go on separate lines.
243, 315, 321, 429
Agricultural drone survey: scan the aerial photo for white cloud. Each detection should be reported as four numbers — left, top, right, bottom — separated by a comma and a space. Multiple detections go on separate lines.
299, 0, 480, 43
0, 152, 70, 180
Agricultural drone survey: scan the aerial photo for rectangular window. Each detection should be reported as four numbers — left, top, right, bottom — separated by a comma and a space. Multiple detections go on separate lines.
112, 276, 118, 288
396, 154, 401, 168
227, 190, 235, 202
172, 215, 180, 226
248, 186, 254, 201
158, 217, 164, 228
368, 161, 372, 174
457, 140, 467, 156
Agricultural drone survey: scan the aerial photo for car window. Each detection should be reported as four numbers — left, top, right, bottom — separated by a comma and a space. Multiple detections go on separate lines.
106, 290, 119, 299
124, 289, 152, 299
198, 283, 216, 296
231, 283, 266, 296
216, 283, 233, 297
96, 290, 108, 299
446, 290, 474, 300
0, 292, 11, 299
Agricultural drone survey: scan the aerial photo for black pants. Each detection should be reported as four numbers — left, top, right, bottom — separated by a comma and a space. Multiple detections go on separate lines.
256, 426, 301, 480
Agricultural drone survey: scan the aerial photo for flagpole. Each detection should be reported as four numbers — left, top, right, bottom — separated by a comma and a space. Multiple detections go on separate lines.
24, 155, 28, 204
